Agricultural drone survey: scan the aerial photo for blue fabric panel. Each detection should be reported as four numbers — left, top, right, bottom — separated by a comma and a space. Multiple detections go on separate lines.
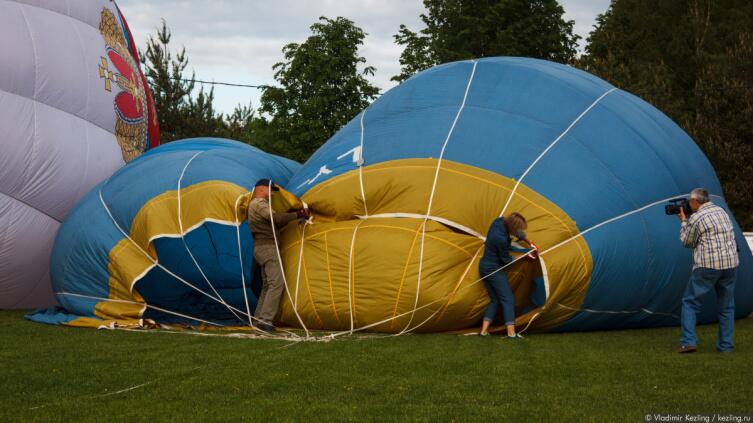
103, 138, 298, 235
26, 307, 83, 325
50, 184, 122, 318
559, 198, 751, 331
134, 221, 257, 324
135, 223, 259, 325
289, 61, 475, 194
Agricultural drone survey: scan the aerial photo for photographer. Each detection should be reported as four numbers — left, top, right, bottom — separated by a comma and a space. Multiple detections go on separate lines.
676, 188, 739, 353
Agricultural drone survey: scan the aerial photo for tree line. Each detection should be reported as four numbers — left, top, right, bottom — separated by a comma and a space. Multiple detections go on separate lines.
142, 0, 753, 228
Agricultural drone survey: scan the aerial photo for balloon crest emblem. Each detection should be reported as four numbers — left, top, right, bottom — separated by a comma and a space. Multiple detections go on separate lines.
97, 8, 149, 162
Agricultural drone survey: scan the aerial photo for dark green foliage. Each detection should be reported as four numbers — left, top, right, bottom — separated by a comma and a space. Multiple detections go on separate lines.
580, 0, 753, 228
392, 0, 580, 82
141, 20, 223, 143
140, 18, 378, 163
255, 17, 380, 162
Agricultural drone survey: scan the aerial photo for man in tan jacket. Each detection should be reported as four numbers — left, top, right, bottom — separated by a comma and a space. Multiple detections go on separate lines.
248, 178, 308, 332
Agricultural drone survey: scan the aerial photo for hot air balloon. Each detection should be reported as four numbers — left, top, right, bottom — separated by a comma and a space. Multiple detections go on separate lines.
28, 139, 299, 328
0, 0, 159, 308
274, 57, 753, 334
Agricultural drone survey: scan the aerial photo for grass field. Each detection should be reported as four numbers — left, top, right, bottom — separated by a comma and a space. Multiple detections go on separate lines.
1, 310, 751, 422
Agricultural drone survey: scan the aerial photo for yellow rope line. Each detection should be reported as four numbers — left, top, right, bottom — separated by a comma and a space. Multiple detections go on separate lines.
280, 223, 476, 258
323, 232, 341, 324
303, 162, 571, 234
299, 161, 588, 274
349, 225, 360, 329
301, 245, 325, 327
433, 245, 482, 324
388, 221, 424, 331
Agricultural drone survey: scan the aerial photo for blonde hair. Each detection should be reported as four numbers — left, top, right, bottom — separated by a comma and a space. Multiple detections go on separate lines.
504, 212, 528, 236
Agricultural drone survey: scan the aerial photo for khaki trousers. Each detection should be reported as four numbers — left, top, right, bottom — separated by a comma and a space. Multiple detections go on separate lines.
253, 242, 286, 324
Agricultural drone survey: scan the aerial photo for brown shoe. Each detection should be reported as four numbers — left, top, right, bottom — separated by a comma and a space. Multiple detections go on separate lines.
677, 345, 697, 353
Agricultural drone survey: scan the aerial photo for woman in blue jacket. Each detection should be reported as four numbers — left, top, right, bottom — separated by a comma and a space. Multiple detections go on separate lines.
478, 212, 533, 338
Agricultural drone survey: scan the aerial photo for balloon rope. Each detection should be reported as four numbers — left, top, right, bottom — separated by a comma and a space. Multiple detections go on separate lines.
346, 220, 365, 334
268, 181, 310, 337
538, 194, 691, 256
292, 220, 311, 317
499, 87, 618, 217
402, 60, 478, 335
399, 246, 481, 334
177, 152, 245, 324
357, 109, 369, 216
234, 193, 256, 327
554, 302, 678, 317
56, 292, 224, 327
97, 186, 254, 323
328, 253, 529, 339
334, 191, 695, 338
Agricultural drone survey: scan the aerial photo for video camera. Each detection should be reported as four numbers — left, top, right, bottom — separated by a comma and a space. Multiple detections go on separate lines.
664, 198, 692, 216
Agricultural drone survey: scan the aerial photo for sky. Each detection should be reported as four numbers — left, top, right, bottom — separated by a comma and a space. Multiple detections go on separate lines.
118, 0, 612, 115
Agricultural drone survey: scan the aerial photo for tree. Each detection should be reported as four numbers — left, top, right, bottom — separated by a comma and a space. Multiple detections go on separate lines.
217, 102, 256, 142
580, 0, 753, 228
392, 0, 580, 82
255, 17, 380, 162
141, 20, 223, 142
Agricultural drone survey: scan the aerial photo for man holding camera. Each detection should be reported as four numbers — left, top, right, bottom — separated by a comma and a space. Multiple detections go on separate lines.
677, 188, 739, 353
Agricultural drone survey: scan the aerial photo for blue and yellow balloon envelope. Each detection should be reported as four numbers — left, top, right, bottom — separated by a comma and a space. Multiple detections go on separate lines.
31, 58, 753, 334
31, 138, 299, 328
278, 57, 753, 333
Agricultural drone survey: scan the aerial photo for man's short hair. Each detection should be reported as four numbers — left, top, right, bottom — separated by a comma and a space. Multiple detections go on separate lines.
690, 188, 709, 204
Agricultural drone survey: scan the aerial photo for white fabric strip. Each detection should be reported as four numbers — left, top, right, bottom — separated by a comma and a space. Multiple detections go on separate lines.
358, 109, 368, 216
425, 60, 478, 218
148, 217, 242, 243
499, 87, 618, 217
233, 193, 255, 326
347, 220, 365, 334
355, 212, 485, 240
177, 152, 244, 323
97, 187, 252, 321
292, 220, 309, 311
539, 255, 551, 300
517, 310, 543, 335
405, 60, 479, 334
267, 182, 310, 337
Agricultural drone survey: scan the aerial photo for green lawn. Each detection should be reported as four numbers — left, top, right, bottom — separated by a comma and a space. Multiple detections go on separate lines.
1, 310, 751, 422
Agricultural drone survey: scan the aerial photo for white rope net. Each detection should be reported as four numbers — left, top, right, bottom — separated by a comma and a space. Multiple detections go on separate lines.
58, 63, 693, 341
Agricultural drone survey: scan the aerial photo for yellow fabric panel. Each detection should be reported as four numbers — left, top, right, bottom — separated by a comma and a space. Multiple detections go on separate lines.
236, 184, 303, 220
278, 218, 489, 332
95, 240, 149, 321
279, 158, 593, 332
92, 180, 301, 323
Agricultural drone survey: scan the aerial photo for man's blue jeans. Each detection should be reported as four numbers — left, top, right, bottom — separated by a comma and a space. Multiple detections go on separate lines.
680, 267, 737, 351
480, 267, 515, 326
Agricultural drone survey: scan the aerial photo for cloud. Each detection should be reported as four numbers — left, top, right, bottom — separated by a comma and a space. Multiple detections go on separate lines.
117, 0, 611, 113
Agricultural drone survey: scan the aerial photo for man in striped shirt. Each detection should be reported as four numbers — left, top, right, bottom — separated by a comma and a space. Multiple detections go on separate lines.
677, 188, 739, 353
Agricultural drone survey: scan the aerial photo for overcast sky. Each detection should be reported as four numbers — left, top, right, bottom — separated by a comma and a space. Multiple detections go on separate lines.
118, 0, 612, 114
